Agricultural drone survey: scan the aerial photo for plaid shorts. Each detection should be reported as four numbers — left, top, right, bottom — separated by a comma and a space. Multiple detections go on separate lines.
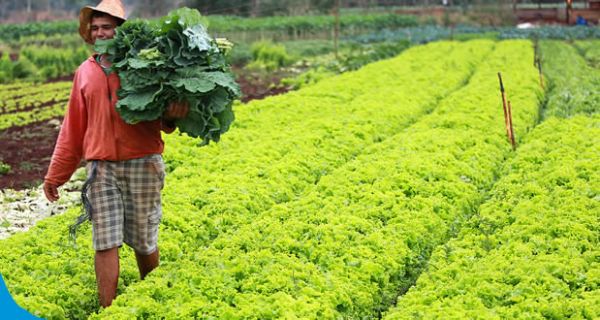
86, 154, 165, 254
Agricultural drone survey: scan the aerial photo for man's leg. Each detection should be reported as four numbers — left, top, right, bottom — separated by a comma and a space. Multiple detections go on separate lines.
95, 247, 119, 307
135, 247, 159, 280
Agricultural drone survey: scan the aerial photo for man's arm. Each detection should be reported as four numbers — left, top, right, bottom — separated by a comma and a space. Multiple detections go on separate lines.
44, 70, 88, 202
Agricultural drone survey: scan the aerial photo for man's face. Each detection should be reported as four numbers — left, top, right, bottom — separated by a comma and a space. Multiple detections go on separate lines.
90, 16, 118, 43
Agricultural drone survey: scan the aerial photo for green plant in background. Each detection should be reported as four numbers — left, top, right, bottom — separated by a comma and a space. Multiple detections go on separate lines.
0, 52, 13, 83
20, 45, 90, 80
9, 55, 40, 82
281, 40, 411, 89
0, 161, 11, 175
573, 40, 600, 68
0, 219, 10, 228
280, 65, 336, 90
226, 41, 252, 66
337, 40, 411, 72
540, 41, 599, 118
247, 40, 296, 71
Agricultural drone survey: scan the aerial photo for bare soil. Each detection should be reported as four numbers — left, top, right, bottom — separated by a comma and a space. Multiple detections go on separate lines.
0, 71, 291, 190
0, 118, 61, 190
234, 67, 291, 103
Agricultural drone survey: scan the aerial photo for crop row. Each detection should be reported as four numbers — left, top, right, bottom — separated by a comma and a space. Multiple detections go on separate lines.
0, 81, 71, 101
0, 40, 495, 319
0, 101, 67, 131
0, 81, 31, 94
0, 81, 71, 130
498, 25, 600, 40
539, 40, 599, 118
386, 115, 599, 319
208, 13, 417, 34
348, 25, 600, 46
0, 20, 77, 43
0, 83, 70, 114
92, 40, 541, 319
573, 39, 600, 69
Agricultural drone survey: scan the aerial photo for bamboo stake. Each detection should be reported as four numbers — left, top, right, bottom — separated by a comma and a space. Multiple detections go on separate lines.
498, 72, 512, 147
507, 100, 516, 150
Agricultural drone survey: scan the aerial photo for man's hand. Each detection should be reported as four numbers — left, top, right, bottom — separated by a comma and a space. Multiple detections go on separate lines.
43, 182, 59, 202
164, 100, 190, 120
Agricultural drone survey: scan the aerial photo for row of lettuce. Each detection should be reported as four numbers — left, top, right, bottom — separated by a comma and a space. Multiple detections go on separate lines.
540, 41, 599, 118
0, 81, 71, 130
350, 26, 600, 45
384, 40, 599, 319
0, 39, 496, 319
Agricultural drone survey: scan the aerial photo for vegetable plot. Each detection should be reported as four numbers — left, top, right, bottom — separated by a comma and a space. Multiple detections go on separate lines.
384, 39, 599, 320
539, 40, 599, 118
93, 40, 540, 319
95, 8, 240, 144
0, 81, 71, 130
385, 116, 600, 319
0, 40, 492, 319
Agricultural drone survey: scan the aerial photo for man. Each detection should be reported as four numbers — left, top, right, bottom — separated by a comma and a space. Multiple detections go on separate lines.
43, 0, 188, 308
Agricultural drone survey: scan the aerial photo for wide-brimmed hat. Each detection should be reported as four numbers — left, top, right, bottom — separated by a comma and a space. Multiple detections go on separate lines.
79, 0, 127, 44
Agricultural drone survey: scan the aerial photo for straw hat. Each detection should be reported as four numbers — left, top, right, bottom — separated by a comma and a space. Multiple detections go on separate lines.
79, 0, 127, 44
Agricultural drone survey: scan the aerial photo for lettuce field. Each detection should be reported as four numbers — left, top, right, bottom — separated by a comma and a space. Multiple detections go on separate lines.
0, 38, 598, 319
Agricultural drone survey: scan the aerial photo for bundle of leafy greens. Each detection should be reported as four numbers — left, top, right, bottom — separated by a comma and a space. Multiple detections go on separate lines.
95, 8, 240, 145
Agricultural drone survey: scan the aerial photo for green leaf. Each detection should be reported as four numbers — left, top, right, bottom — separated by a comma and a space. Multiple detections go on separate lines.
94, 39, 114, 55
175, 109, 207, 138
183, 25, 212, 52
117, 86, 162, 111
215, 106, 234, 134
206, 87, 230, 113
205, 71, 241, 97
169, 77, 215, 93
127, 58, 152, 69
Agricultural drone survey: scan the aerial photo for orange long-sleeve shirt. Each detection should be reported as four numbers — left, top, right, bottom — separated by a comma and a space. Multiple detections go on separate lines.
45, 55, 168, 187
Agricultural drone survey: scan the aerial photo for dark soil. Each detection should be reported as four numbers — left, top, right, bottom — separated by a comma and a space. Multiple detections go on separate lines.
0, 118, 61, 190
0, 70, 292, 190
233, 67, 291, 103
47, 74, 75, 83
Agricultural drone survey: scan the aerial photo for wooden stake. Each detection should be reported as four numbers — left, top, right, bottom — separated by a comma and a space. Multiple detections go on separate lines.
507, 100, 516, 150
498, 72, 512, 146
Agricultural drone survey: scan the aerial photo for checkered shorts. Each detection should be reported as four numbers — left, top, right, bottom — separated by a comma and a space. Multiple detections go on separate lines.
86, 154, 165, 254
